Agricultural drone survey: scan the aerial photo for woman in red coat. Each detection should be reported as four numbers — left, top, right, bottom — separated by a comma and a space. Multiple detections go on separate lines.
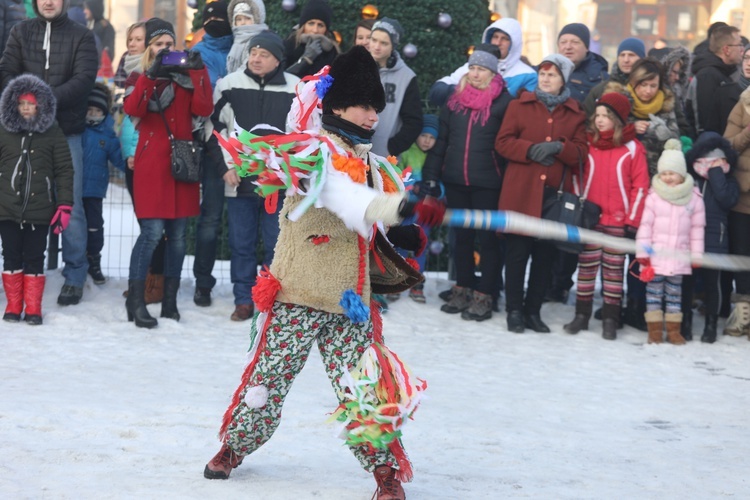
123, 18, 213, 328
495, 54, 588, 333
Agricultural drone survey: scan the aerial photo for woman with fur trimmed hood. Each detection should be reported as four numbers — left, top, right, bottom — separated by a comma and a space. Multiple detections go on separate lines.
722, 85, 750, 338
0, 74, 73, 325
659, 46, 691, 113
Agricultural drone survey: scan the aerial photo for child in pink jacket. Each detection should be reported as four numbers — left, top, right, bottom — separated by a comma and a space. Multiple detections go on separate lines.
636, 138, 706, 344
564, 92, 649, 340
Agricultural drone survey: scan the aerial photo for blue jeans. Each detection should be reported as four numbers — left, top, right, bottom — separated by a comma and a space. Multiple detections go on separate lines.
227, 196, 281, 305
192, 139, 226, 290
129, 218, 187, 280
61, 135, 88, 286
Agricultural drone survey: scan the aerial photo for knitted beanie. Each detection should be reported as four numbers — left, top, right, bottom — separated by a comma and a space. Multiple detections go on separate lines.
468, 44, 500, 73
617, 37, 646, 58
87, 85, 110, 115
203, 0, 229, 22
558, 23, 590, 49
249, 30, 284, 62
145, 18, 175, 46
540, 53, 574, 83
657, 138, 687, 176
372, 17, 404, 47
597, 92, 631, 124
299, 0, 332, 29
422, 114, 439, 139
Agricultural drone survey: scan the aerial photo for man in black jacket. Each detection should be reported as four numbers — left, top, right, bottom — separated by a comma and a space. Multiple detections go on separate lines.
688, 25, 743, 135
0, 0, 98, 306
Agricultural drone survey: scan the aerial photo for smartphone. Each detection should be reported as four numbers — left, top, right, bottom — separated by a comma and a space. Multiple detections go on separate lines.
162, 51, 188, 66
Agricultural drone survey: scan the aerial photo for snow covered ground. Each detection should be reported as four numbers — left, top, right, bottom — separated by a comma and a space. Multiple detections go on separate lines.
3, 267, 750, 499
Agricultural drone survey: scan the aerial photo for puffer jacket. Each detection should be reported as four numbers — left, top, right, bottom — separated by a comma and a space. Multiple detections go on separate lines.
0, 1, 98, 136
685, 131, 740, 253
724, 86, 750, 215
0, 74, 73, 225
581, 138, 649, 228
422, 75, 512, 189
0, 0, 25, 56
567, 51, 609, 103
636, 185, 705, 276
82, 113, 126, 198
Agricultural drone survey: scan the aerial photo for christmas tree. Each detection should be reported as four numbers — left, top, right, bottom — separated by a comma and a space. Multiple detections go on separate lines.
193, 0, 493, 101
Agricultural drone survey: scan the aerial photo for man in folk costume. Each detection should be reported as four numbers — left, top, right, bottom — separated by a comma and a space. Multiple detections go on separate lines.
204, 46, 442, 500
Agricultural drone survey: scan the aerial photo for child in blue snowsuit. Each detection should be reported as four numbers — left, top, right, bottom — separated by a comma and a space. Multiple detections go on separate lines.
82, 83, 126, 284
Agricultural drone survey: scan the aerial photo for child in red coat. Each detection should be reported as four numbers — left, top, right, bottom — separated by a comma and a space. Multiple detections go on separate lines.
564, 92, 649, 340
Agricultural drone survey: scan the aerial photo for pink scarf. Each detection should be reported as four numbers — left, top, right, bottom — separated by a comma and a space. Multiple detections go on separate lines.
447, 73, 505, 126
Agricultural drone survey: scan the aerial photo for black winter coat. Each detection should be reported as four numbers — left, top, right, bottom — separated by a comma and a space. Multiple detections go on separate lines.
422, 82, 512, 189
0, 12, 98, 136
567, 51, 608, 103
0, 74, 73, 225
0, 0, 25, 56
689, 52, 738, 135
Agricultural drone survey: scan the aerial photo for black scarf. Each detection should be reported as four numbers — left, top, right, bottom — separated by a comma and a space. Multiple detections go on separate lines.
321, 114, 374, 144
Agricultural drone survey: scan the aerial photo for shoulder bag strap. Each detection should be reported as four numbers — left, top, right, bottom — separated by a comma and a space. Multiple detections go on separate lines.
153, 86, 175, 144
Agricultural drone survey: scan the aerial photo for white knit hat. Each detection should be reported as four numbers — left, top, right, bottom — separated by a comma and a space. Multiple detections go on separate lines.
657, 138, 687, 176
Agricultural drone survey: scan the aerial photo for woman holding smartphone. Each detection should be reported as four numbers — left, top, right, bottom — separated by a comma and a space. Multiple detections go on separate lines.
123, 18, 213, 328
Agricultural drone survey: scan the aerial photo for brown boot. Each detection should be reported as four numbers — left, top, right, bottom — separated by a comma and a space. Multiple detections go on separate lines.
564, 300, 592, 334
665, 312, 686, 345
204, 443, 245, 480
601, 303, 620, 340
645, 309, 664, 344
373, 465, 405, 500
144, 272, 164, 304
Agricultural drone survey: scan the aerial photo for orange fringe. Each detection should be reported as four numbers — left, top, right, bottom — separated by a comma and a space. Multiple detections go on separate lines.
332, 153, 368, 184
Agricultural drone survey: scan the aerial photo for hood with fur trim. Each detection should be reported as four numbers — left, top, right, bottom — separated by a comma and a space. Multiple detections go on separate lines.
227, 0, 266, 28
685, 131, 737, 170
0, 74, 58, 134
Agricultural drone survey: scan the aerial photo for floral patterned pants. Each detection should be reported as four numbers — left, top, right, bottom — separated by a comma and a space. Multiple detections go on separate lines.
224, 302, 398, 472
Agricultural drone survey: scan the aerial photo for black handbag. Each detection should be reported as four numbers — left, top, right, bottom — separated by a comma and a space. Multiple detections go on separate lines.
541, 155, 601, 254
155, 91, 203, 183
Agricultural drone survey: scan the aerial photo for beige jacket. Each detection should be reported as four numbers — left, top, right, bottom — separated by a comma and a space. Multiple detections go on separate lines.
723, 86, 750, 215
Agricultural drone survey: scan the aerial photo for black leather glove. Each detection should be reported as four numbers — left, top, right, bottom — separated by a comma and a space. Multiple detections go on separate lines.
412, 180, 441, 199
145, 49, 169, 79
386, 224, 428, 256
625, 225, 638, 240
527, 141, 563, 166
183, 50, 204, 70
302, 39, 323, 63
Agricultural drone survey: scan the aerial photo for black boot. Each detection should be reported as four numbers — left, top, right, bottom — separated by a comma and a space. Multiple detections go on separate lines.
161, 277, 181, 321
701, 315, 719, 343
87, 254, 106, 285
681, 307, 693, 341
624, 297, 648, 332
524, 313, 551, 333
125, 280, 157, 328
601, 303, 621, 340
507, 310, 524, 333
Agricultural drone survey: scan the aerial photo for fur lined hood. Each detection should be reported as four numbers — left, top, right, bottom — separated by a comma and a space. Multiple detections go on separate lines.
0, 74, 57, 134
602, 81, 675, 114
685, 131, 738, 169
660, 46, 691, 83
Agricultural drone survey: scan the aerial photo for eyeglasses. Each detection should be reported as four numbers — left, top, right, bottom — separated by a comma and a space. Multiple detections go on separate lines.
727, 44, 745, 48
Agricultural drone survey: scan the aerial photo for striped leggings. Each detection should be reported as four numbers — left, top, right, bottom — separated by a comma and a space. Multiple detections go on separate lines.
646, 275, 684, 313
575, 225, 626, 305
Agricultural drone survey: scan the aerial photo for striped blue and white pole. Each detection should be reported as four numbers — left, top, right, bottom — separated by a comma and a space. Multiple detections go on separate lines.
443, 209, 750, 273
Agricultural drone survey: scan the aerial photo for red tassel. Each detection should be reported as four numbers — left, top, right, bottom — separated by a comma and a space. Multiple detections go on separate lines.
405, 257, 420, 271
252, 268, 281, 312
390, 440, 413, 483
371, 301, 383, 344
264, 192, 278, 214
218, 325, 269, 441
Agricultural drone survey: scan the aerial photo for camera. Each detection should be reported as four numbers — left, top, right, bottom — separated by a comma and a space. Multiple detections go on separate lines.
161, 51, 189, 66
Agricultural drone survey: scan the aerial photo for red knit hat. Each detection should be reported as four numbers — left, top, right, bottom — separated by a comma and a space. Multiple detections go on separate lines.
596, 92, 630, 125
18, 92, 37, 105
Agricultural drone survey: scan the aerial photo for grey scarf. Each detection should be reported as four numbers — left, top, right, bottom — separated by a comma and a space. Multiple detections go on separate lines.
535, 87, 571, 112
145, 73, 195, 113
226, 23, 269, 74
123, 53, 142, 76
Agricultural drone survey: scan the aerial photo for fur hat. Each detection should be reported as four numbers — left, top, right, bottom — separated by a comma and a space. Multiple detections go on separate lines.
372, 17, 404, 47
249, 30, 284, 63
299, 0, 332, 30
87, 84, 111, 115
322, 46, 385, 115
145, 17, 175, 46
596, 92, 630, 124
657, 138, 687, 176
228, 0, 265, 27
558, 23, 590, 49
0, 74, 57, 134
468, 44, 500, 73
540, 53, 574, 83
